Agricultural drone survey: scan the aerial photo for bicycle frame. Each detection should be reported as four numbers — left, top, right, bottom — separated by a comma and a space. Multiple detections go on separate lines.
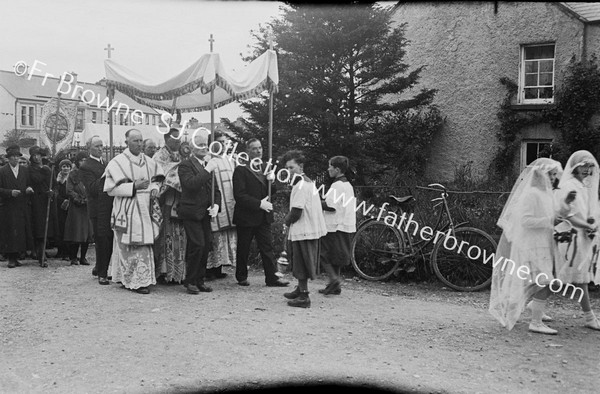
392, 184, 467, 258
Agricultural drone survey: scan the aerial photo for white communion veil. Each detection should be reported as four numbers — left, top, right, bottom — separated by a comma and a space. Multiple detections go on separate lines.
489, 157, 563, 330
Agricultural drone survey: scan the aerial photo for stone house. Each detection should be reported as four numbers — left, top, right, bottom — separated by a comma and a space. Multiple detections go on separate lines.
391, 2, 600, 181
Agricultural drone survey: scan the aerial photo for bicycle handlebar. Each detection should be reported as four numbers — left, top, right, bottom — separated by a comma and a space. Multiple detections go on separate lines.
427, 183, 447, 190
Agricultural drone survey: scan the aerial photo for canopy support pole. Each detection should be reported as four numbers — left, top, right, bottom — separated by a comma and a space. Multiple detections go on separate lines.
268, 35, 274, 200
108, 86, 114, 159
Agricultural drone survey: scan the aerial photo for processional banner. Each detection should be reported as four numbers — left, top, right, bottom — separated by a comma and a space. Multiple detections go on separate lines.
39, 97, 79, 155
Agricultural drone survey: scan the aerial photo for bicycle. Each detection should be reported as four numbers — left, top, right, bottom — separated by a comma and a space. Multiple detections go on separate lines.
351, 183, 497, 291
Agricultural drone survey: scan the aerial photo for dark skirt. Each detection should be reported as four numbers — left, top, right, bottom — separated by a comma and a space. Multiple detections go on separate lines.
64, 204, 93, 243
290, 239, 319, 281
320, 231, 353, 267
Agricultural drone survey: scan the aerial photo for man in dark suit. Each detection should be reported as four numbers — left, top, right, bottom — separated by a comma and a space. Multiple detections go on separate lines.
79, 136, 114, 285
232, 138, 289, 287
0, 145, 34, 268
178, 129, 222, 294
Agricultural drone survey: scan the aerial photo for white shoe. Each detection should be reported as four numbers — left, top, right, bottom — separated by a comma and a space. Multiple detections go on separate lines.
526, 301, 553, 322
529, 322, 558, 335
584, 318, 600, 331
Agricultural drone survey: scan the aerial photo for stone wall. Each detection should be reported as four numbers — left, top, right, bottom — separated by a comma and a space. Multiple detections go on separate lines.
391, 2, 585, 181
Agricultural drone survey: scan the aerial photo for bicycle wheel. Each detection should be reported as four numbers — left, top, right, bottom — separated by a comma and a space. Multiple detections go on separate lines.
431, 226, 497, 291
351, 220, 405, 280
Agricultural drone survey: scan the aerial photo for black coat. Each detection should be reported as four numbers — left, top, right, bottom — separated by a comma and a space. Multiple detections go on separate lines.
232, 162, 276, 227
79, 157, 114, 236
177, 157, 221, 222
0, 164, 33, 253
29, 164, 58, 240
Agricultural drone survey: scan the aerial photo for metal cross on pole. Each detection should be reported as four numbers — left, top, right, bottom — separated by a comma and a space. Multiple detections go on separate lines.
104, 43, 114, 59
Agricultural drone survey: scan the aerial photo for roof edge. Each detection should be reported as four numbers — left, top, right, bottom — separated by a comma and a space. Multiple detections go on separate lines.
555, 2, 590, 23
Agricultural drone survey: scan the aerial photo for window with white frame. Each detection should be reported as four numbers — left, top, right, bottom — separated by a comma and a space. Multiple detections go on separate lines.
20, 105, 35, 127
521, 139, 552, 170
519, 44, 555, 104
145, 114, 150, 125
151, 115, 156, 125
91, 111, 98, 124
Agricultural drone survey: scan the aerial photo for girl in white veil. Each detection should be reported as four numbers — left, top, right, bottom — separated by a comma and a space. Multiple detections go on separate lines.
554, 150, 600, 330
489, 158, 565, 334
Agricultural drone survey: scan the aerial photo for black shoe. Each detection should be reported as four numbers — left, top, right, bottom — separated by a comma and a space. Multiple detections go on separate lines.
319, 281, 342, 295
287, 294, 311, 308
79, 258, 90, 266
39, 261, 48, 268
98, 277, 110, 285
70, 259, 79, 266
107, 276, 112, 281
238, 280, 250, 286
284, 286, 301, 299
135, 287, 149, 294
7, 260, 16, 268
14, 260, 22, 267
187, 284, 200, 294
266, 278, 289, 287
92, 267, 98, 276
197, 284, 213, 293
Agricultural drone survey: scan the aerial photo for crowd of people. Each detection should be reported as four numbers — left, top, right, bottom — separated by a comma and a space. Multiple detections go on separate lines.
0, 126, 357, 308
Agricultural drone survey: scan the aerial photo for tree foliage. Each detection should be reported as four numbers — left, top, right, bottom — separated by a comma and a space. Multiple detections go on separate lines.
546, 55, 600, 161
225, 3, 443, 184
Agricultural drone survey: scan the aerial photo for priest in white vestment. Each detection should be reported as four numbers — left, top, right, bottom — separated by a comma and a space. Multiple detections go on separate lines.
104, 129, 165, 294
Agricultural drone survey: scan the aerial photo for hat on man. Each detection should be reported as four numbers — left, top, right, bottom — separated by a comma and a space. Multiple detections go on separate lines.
6, 145, 23, 158
29, 146, 42, 156
58, 159, 73, 169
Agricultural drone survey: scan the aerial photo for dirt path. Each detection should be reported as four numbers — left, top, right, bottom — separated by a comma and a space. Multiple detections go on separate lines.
1, 247, 600, 394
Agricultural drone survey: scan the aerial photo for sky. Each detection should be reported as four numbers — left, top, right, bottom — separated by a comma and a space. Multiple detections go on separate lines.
0, 0, 287, 122
1, 0, 397, 123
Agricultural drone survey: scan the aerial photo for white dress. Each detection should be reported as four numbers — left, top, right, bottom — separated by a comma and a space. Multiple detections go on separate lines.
554, 177, 597, 284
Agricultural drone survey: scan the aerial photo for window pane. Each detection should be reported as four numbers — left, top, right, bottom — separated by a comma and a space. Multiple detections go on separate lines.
525, 88, 539, 99
539, 60, 553, 72
525, 61, 538, 73
526, 143, 538, 165
525, 45, 555, 60
29, 107, 34, 126
539, 73, 553, 86
539, 87, 553, 99
525, 74, 538, 87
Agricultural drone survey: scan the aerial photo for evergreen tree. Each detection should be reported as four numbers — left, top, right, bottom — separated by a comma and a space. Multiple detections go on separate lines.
225, 3, 442, 184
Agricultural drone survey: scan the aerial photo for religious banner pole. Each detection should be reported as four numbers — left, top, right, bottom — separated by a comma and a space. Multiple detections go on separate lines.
268, 33, 274, 200
40, 92, 63, 267
209, 33, 216, 220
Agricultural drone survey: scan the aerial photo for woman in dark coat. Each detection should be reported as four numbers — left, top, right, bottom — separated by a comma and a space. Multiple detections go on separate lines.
64, 152, 92, 266
55, 159, 72, 260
